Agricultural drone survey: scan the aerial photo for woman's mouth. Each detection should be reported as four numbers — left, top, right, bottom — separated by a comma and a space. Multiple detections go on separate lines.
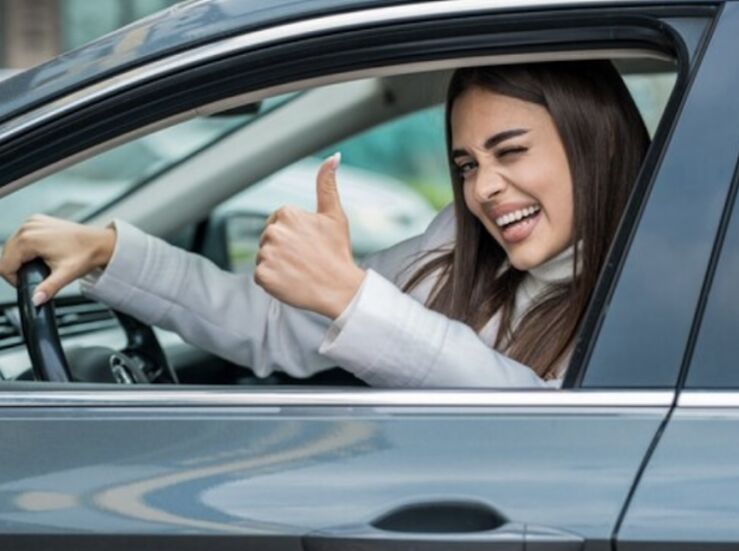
495, 204, 541, 244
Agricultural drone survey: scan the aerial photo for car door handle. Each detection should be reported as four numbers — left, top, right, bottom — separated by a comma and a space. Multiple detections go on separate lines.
302, 499, 584, 550
303, 499, 525, 550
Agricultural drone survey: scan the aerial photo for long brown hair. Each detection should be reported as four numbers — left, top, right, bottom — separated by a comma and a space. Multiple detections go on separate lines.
404, 61, 650, 379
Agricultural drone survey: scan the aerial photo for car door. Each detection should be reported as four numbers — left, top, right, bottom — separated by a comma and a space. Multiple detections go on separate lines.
615, 7, 739, 549
0, 2, 726, 550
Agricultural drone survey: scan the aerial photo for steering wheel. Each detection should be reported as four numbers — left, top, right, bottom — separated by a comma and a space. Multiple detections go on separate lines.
17, 259, 178, 384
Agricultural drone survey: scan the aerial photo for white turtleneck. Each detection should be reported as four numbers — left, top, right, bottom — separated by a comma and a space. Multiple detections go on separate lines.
489, 244, 576, 337
520, 244, 577, 308
477, 244, 576, 379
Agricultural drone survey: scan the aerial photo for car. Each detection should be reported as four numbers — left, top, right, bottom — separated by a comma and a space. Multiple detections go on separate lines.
0, 0, 737, 549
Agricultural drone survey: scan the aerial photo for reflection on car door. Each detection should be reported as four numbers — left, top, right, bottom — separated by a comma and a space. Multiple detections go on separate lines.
0, 390, 669, 550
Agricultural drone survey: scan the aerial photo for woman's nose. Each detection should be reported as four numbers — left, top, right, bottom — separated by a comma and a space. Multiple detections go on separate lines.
472, 167, 506, 202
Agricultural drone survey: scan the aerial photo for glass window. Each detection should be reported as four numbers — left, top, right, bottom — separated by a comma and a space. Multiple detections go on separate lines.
216, 63, 676, 274
622, 71, 676, 136
316, 105, 451, 210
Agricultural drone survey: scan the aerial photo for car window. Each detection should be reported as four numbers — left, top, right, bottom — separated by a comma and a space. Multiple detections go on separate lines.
620, 70, 676, 137
0, 60, 678, 387
684, 167, 739, 388
218, 106, 447, 272
315, 105, 451, 210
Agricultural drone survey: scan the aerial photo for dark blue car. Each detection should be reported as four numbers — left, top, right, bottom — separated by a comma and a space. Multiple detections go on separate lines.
0, 1, 738, 549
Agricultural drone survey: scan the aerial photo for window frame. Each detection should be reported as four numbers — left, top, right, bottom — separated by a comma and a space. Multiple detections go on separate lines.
0, 2, 715, 400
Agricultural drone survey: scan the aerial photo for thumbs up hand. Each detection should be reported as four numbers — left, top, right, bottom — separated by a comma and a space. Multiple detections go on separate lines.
254, 153, 366, 319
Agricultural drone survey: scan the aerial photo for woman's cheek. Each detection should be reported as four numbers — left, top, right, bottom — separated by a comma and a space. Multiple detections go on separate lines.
461, 180, 475, 212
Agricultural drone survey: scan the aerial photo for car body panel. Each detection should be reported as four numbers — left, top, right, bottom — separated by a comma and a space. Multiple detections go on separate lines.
0, 399, 668, 549
614, 17, 739, 537
617, 397, 739, 550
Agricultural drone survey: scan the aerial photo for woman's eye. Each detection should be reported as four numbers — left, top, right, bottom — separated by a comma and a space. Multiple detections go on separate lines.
456, 161, 477, 178
497, 146, 528, 159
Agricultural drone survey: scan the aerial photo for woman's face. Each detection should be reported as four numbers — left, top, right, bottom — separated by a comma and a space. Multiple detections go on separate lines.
450, 86, 574, 270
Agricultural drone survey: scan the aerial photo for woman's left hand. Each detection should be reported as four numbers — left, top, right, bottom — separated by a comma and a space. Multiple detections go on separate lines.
254, 153, 366, 319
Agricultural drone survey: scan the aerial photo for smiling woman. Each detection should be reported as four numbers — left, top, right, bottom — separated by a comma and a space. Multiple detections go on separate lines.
451, 93, 573, 269
403, 61, 650, 381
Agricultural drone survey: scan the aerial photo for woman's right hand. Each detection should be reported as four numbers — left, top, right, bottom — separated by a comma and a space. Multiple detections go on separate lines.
0, 214, 116, 306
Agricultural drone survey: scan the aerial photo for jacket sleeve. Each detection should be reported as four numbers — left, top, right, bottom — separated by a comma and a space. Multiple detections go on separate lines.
319, 269, 555, 388
79, 216, 430, 380
80, 207, 554, 388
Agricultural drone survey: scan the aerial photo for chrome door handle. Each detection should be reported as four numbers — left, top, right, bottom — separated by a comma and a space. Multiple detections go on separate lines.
305, 499, 511, 550
302, 499, 583, 550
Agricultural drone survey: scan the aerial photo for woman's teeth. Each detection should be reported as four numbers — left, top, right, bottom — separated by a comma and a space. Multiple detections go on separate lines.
495, 205, 540, 228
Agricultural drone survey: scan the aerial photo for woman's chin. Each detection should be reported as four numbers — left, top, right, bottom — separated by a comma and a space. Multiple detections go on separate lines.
507, 240, 573, 271
506, 247, 549, 271
509, 257, 538, 271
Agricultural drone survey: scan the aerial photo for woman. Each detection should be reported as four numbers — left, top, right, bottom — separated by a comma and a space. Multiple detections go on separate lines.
0, 60, 649, 387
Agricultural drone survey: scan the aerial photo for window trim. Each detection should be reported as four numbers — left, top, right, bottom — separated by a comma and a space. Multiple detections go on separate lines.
678, 391, 739, 408
0, 388, 674, 408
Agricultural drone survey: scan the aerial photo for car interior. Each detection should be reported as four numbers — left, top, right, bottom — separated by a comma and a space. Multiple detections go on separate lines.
0, 50, 677, 386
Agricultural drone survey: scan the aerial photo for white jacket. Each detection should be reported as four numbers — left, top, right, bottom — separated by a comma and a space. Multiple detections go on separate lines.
81, 206, 559, 388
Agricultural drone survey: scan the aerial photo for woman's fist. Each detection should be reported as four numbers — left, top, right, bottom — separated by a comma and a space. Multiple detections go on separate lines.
254, 154, 366, 319
0, 214, 116, 305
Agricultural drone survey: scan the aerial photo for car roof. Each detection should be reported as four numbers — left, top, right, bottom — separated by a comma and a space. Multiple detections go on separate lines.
0, 0, 419, 125
0, 0, 715, 128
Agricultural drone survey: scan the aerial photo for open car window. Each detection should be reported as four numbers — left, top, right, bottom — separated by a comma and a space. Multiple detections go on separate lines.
0, 56, 677, 386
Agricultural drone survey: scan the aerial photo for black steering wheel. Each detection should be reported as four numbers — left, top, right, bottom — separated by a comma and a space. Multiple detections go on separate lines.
17, 259, 178, 384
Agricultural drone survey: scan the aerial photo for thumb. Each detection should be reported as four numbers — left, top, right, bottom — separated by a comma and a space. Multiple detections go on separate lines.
32, 269, 74, 306
316, 152, 344, 217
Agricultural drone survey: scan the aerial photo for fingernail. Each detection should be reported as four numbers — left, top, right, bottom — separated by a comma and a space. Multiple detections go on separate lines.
329, 152, 342, 170
32, 291, 47, 307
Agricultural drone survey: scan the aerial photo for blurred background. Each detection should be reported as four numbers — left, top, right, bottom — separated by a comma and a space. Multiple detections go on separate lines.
0, 0, 180, 69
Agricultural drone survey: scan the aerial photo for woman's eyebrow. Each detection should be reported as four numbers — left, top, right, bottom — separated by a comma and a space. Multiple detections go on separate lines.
484, 128, 530, 149
451, 128, 530, 159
